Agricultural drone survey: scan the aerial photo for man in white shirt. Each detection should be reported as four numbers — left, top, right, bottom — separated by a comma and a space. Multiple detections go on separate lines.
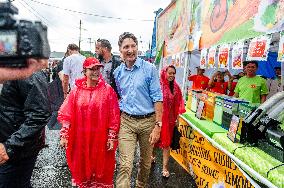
62, 44, 85, 99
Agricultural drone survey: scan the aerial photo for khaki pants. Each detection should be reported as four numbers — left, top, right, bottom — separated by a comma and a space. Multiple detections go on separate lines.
116, 113, 155, 188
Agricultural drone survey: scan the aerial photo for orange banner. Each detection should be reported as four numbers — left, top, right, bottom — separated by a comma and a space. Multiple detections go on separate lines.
157, 0, 191, 56
171, 117, 255, 188
194, 0, 284, 48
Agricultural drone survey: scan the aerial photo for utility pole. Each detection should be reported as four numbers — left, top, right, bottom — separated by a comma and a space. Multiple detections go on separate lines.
79, 20, 82, 51
87, 38, 94, 52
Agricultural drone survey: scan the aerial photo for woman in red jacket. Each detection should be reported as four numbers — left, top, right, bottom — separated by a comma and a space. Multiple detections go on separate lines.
153, 65, 185, 178
58, 57, 120, 188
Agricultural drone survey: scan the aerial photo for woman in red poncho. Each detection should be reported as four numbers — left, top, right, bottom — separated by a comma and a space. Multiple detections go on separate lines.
58, 57, 120, 188
152, 65, 185, 178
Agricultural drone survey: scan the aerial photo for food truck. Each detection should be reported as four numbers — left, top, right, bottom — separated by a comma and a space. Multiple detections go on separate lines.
156, 0, 284, 187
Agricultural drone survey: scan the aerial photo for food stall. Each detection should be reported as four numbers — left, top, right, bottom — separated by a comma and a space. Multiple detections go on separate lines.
156, 0, 284, 187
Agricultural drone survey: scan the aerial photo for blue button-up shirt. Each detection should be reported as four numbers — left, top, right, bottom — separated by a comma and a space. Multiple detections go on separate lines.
114, 58, 163, 115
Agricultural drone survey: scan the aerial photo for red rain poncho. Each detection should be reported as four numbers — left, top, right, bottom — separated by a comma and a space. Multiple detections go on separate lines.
58, 77, 120, 188
156, 67, 186, 148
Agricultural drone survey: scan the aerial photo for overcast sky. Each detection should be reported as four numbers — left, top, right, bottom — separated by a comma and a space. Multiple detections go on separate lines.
11, 0, 171, 53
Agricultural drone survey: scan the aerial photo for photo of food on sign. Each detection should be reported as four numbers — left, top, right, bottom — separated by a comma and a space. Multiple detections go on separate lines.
207, 47, 216, 68
200, 56, 206, 68
218, 45, 229, 68
200, 49, 207, 69
232, 55, 242, 69
247, 36, 271, 61
232, 42, 244, 69
218, 54, 228, 68
249, 40, 266, 58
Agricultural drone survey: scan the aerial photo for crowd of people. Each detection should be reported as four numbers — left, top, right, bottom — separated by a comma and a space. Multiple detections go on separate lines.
0, 31, 283, 188
188, 61, 282, 104
0, 32, 185, 188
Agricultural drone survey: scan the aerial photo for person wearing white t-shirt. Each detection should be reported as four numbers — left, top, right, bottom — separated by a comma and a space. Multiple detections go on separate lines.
62, 44, 85, 99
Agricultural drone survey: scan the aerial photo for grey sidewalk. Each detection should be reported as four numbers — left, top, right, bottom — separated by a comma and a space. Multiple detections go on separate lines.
31, 128, 196, 188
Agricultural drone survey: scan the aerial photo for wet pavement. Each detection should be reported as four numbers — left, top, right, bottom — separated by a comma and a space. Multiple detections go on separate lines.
31, 127, 197, 188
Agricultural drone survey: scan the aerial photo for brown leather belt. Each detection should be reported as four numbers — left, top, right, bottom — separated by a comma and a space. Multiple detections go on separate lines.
122, 111, 155, 119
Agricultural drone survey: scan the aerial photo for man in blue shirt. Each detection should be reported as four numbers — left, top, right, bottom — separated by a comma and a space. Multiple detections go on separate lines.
114, 32, 163, 188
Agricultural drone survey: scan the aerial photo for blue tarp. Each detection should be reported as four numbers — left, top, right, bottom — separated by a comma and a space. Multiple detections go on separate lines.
256, 52, 281, 79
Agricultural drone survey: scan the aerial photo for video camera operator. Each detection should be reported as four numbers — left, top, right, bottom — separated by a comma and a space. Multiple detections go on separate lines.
0, 1, 51, 187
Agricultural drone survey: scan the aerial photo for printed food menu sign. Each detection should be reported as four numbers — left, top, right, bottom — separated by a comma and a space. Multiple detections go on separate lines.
171, 117, 255, 188
232, 42, 244, 69
200, 48, 207, 69
207, 47, 216, 69
247, 36, 271, 61
218, 44, 230, 68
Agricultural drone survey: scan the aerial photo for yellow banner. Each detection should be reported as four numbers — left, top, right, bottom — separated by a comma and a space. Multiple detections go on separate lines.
171, 117, 255, 188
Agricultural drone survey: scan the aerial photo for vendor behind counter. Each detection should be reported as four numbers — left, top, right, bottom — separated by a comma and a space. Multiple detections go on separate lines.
234, 61, 268, 104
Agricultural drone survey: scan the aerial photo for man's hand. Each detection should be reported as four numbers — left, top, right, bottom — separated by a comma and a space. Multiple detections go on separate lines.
0, 58, 48, 83
62, 75, 70, 99
107, 139, 115, 151
0, 143, 9, 165
60, 138, 68, 149
149, 126, 161, 146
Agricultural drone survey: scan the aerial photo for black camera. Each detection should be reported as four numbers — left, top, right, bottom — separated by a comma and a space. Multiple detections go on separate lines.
0, 1, 50, 67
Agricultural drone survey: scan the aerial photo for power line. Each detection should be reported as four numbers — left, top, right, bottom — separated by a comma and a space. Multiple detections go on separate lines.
20, 0, 84, 32
17, 0, 49, 26
23, 0, 88, 31
17, 0, 78, 41
28, 0, 154, 22
19, 0, 50, 25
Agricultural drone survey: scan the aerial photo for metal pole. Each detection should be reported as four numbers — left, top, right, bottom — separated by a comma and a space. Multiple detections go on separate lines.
79, 20, 82, 51
88, 38, 92, 52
